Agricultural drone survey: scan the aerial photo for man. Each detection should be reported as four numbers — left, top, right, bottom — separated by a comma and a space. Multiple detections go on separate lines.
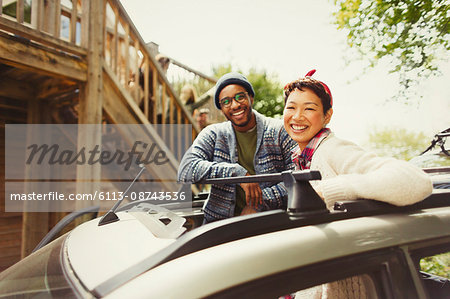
195, 108, 211, 130
178, 72, 296, 223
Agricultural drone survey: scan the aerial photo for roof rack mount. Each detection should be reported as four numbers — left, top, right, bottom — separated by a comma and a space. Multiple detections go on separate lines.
205, 170, 327, 216
281, 170, 328, 216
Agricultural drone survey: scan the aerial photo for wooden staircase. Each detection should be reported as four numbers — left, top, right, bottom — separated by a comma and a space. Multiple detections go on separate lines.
0, 0, 209, 267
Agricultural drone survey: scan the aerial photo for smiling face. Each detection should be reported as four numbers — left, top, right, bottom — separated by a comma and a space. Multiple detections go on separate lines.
219, 84, 256, 132
283, 88, 333, 151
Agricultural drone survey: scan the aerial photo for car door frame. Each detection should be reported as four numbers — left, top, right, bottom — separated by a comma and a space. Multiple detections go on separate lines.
206, 246, 425, 299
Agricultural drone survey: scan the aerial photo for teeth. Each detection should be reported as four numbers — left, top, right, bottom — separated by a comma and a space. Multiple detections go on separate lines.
291, 124, 307, 130
232, 111, 244, 116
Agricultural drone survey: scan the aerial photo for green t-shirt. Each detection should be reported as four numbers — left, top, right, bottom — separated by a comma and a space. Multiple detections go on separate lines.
234, 127, 257, 216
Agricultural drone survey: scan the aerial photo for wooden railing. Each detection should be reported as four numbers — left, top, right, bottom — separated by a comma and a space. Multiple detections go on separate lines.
163, 56, 225, 124
0, 0, 201, 161
103, 0, 199, 143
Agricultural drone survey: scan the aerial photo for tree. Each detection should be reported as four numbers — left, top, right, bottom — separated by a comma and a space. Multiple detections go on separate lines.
365, 128, 428, 160
420, 253, 450, 279
333, 0, 449, 96
366, 127, 450, 166
247, 68, 285, 117
212, 64, 285, 117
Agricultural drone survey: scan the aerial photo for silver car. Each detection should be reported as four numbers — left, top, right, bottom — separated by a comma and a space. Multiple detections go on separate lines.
0, 170, 449, 298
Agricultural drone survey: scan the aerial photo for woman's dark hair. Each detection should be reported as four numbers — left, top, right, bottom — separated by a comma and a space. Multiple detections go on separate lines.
284, 77, 332, 114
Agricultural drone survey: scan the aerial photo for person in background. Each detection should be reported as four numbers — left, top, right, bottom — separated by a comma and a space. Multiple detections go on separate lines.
192, 109, 212, 192
170, 84, 212, 125
155, 53, 170, 124
178, 72, 297, 223
283, 69, 433, 299
195, 108, 211, 130
179, 84, 211, 116
155, 53, 170, 74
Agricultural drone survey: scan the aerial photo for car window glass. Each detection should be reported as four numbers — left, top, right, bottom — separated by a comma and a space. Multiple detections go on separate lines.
419, 251, 450, 299
284, 274, 379, 299
420, 251, 450, 279
0, 234, 76, 298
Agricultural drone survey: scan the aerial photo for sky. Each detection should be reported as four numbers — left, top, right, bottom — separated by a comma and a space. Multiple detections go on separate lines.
121, 0, 450, 146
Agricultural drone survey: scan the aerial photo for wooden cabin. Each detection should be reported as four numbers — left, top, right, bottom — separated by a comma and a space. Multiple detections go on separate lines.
0, 0, 216, 271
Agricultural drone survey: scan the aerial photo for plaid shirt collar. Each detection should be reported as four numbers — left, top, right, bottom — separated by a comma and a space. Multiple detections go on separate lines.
292, 128, 331, 170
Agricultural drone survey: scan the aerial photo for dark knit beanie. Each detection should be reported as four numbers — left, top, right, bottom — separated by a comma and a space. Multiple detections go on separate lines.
214, 72, 255, 109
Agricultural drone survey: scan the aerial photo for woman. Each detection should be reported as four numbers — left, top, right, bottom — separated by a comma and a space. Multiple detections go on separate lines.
283, 70, 433, 298
283, 69, 432, 210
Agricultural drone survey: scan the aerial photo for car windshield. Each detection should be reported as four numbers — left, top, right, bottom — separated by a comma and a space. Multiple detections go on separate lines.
0, 234, 77, 298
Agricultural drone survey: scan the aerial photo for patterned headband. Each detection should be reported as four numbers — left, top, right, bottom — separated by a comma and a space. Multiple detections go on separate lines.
304, 69, 333, 107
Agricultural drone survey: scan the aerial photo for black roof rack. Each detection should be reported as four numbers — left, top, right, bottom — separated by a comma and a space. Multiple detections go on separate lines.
206, 170, 327, 215
92, 170, 450, 297
423, 166, 450, 174
421, 127, 449, 156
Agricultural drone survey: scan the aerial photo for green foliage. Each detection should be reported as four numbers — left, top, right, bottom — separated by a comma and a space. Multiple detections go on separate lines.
420, 252, 450, 279
247, 69, 285, 117
212, 64, 233, 79
333, 0, 450, 96
366, 127, 450, 166
212, 64, 285, 117
366, 128, 429, 160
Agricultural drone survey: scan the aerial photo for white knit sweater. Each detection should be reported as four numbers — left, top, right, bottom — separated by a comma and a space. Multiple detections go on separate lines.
309, 133, 433, 209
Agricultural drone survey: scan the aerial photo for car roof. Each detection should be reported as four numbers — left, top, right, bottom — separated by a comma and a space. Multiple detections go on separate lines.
86, 189, 450, 297
63, 169, 450, 297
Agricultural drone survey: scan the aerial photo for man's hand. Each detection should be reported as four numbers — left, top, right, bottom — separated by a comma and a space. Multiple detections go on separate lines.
239, 173, 262, 208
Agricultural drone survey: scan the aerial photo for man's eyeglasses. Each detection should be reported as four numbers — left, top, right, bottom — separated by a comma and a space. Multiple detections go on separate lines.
220, 92, 248, 108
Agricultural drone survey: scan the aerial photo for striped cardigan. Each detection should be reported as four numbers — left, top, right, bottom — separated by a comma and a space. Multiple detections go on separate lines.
178, 110, 296, 223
